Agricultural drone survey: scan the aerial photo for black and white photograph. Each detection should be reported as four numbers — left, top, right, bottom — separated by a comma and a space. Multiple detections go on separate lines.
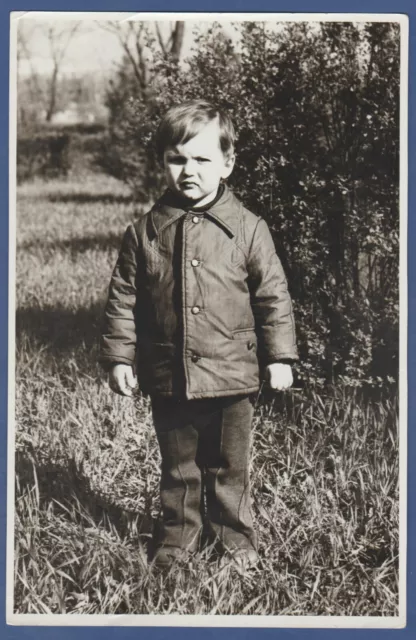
8, 12, 407, 625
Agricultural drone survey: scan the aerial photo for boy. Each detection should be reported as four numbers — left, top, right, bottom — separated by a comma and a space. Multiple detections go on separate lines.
100, 100, 298, 568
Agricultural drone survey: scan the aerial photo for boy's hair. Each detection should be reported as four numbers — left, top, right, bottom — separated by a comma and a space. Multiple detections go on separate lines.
155, 100, 236, 161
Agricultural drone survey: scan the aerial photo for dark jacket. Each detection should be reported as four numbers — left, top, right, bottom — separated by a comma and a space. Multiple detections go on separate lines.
100, 185, 298, 399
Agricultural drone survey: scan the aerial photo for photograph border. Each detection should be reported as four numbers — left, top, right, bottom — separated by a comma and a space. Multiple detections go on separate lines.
2, 1, 415, 638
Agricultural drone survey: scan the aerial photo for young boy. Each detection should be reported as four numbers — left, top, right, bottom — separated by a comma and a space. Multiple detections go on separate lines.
100, 100, 298, 568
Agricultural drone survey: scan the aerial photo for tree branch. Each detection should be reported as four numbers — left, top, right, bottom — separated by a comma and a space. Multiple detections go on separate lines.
155, 23, 167, 57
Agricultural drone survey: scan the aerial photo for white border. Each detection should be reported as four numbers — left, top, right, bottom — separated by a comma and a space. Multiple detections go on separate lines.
4, 614, 408, 628
9, 11, 410, 22
7, 11, 409, 629
398, 6, 408, 628
8, 7, 18, 625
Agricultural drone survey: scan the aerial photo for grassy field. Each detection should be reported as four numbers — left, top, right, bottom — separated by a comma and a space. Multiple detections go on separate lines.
13, 173, 400, 616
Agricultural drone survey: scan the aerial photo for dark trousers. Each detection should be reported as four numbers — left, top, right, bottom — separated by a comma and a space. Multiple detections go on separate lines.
151, 395, 256, 553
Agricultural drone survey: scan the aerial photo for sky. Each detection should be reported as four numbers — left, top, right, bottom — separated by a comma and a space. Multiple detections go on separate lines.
14, 14, 241, 76
13, 13, 373, 79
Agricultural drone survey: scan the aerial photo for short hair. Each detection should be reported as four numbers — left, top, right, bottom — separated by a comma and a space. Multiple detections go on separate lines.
155, 100, 236, 161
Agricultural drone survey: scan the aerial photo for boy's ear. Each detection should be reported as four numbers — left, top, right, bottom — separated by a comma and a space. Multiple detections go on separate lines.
222, 153, 235, 179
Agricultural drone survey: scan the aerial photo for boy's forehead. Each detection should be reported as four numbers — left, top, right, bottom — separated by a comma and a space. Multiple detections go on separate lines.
167, 120, 223, 154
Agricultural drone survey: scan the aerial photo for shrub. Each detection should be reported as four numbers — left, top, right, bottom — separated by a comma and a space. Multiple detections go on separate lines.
17, 130, 71, 182
102, 21, 400, 386
17, 123, 108, 182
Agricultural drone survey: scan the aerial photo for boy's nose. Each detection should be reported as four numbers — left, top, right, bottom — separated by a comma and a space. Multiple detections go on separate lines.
182, 160, 196, 176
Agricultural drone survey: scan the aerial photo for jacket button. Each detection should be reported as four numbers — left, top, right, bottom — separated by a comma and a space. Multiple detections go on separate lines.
248, 341, 256, 350
191, 306, 200, 314
191, 354, 200, 363
192, 216, 200, 224
191, 259, 200, 267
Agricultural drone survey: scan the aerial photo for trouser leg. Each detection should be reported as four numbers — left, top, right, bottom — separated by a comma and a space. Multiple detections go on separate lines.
152, 400, 203, 552
199, 396, 257, 552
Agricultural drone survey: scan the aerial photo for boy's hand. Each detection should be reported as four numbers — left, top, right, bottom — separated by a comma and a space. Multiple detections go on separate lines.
109, 364, 138, 397
265, 362, 293, 391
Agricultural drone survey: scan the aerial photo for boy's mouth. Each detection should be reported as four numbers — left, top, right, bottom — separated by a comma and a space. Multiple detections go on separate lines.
181, 181, 198, 189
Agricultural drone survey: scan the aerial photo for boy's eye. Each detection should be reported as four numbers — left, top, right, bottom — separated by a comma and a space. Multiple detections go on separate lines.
167, 156, 185, 165
196, 158, 210, 163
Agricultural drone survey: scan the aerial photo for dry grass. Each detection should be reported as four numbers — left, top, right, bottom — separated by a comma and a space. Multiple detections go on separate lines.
13, 174, 400, 616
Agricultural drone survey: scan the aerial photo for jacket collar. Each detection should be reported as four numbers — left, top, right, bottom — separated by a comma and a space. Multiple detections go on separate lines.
150, 184, 240, 239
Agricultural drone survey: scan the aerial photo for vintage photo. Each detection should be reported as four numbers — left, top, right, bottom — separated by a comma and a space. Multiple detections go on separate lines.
8, 12, 407, 626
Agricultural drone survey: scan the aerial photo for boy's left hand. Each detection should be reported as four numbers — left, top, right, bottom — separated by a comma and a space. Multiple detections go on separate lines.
265, 363, 293, 391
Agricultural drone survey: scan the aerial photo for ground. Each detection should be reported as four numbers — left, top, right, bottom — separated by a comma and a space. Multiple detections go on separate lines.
13, 173, 399, 616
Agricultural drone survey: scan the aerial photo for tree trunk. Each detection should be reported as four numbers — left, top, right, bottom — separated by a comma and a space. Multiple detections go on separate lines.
170, 22, 185, 61
46, 63, 59, 122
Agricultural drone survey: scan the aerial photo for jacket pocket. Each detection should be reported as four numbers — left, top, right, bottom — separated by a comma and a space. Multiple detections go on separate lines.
232, 328, 256, 339
232, 328, 257, 352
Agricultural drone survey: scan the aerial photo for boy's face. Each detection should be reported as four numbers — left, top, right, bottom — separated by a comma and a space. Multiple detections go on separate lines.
163, 119, 235, 206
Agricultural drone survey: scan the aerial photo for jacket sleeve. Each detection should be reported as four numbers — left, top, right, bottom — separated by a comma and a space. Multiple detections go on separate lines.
247, 218, 299, 365
99, 223, 139, 369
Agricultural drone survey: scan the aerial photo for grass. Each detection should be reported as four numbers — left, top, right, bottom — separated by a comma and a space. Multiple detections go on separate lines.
13, 173, 400, 616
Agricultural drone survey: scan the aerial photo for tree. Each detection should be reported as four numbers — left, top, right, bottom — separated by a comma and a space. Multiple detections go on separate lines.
99, 21, 185, 98
16, 23, 44, 127
42, 22, 82, 122
98, 20, 186, 200
16, 20, 82, 124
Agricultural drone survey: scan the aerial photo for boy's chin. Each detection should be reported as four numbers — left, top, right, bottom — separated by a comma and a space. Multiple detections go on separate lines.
176, 185, 221, 205
172, 187, 205, 203
178, 186, 203, 200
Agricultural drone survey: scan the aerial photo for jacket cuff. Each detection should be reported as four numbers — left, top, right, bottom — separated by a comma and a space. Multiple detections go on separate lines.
99, 355, 135, 372
260, 349, 299, 364
266, 358, 298, 365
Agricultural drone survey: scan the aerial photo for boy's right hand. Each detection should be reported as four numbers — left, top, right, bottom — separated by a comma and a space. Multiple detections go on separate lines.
109, 364, 138, 397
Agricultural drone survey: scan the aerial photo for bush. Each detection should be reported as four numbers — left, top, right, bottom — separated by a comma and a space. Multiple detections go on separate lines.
102, 21, 400, 386
17, 123, 108, 182
17, 130, 71, 182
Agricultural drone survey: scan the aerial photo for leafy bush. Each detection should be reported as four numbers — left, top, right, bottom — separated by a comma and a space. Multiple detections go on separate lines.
17, 124, 108, 182
102, 22, 400, 386
17, 130, 71, 182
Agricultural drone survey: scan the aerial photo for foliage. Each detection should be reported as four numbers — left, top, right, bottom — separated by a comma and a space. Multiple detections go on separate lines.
103, 21, 401, 386
16, 123, 108, 182
17, 130, 71, 182
14, 175, 399, 615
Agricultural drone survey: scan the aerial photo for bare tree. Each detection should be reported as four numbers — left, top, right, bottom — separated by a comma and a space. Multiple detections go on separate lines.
42, 22, 82, 121
99, 20, 185, 97
17, 25, 40, 90
16, 24, 44, 125
17, 20, 83, 123
155, 21, 185, 61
